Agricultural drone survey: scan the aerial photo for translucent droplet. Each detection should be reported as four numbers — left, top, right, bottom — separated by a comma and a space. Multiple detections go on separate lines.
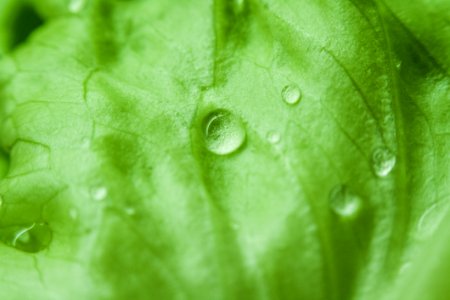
81, 137, 91, 149
329, 185, 362, 218
266, 131, 281, 144
92, 187, 108, 201
125, 207, 136, 216
69, 208, 79, 220
399, 262, 412, 275
372, 147, 396, 177
231, 223, 240, 230
11, 223, 52, 253
417, 202, 448, 239
69, 0, 86, 13
281, 84, 302, 105
202, 109, 246, 155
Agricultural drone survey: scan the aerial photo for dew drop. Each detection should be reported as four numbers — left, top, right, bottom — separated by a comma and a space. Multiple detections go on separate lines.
81, 137, 91, 149
329, 185, 362, 218
231, 223, 240, 230
417, 202, 448, 239
125, 207, 136, 216
281, 84, 302, 105
11, 223, 52, 253
69, 208, 79, 220
399, 262, 412, 275
372, 147, 396, 177
266, 130, 281, 144
91, 187, 108, 201
202, 109, 246, 155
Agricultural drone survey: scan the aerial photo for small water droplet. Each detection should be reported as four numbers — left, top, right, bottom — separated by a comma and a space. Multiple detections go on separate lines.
329, 185, 362, 218
125, 207, 136, 216
281, 84, 302, 105
69, 0, 86, 13
417, 202, 448, 239
202, 109, 246, 155
11, 223, 52, 253
91, 187, 108, 201
69, 208, 79, 220
372, 147, 396, 177
266, 131, 281, 144
81, 137, 91, 149
399, 262, 412, 275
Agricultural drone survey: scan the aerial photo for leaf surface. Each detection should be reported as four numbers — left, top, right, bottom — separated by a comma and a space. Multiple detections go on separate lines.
0, 0, 449, 299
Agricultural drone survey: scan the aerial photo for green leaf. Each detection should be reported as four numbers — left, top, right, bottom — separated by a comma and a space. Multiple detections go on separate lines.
0, 0, 449, 299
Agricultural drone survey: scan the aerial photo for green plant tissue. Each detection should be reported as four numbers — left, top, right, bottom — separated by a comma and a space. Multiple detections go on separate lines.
0, 0, 449, 299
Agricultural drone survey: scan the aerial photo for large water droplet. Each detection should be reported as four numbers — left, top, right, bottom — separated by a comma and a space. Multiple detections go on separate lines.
417, 202, 448, 239
281, 84, 302, 105
202, 109, 246, 155
329, 185, 362, 218
11, 223, 52, 253
372, 147, 396, 177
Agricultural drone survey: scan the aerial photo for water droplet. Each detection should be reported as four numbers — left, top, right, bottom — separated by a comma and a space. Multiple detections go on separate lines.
372, 147, 396, 177
69, 208, 79, 220
91, 187, 108, 201
266, 131, 281, 144
202, 109, 246, 155
69, 0, 86, 13
281, 84, 302, 105
417, 202, 448, 239
329, 185, 362, 218
125, 207, 136, 216
81, 137, 91, 149
11, 223, 52, 253
399, 262, 412, 275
